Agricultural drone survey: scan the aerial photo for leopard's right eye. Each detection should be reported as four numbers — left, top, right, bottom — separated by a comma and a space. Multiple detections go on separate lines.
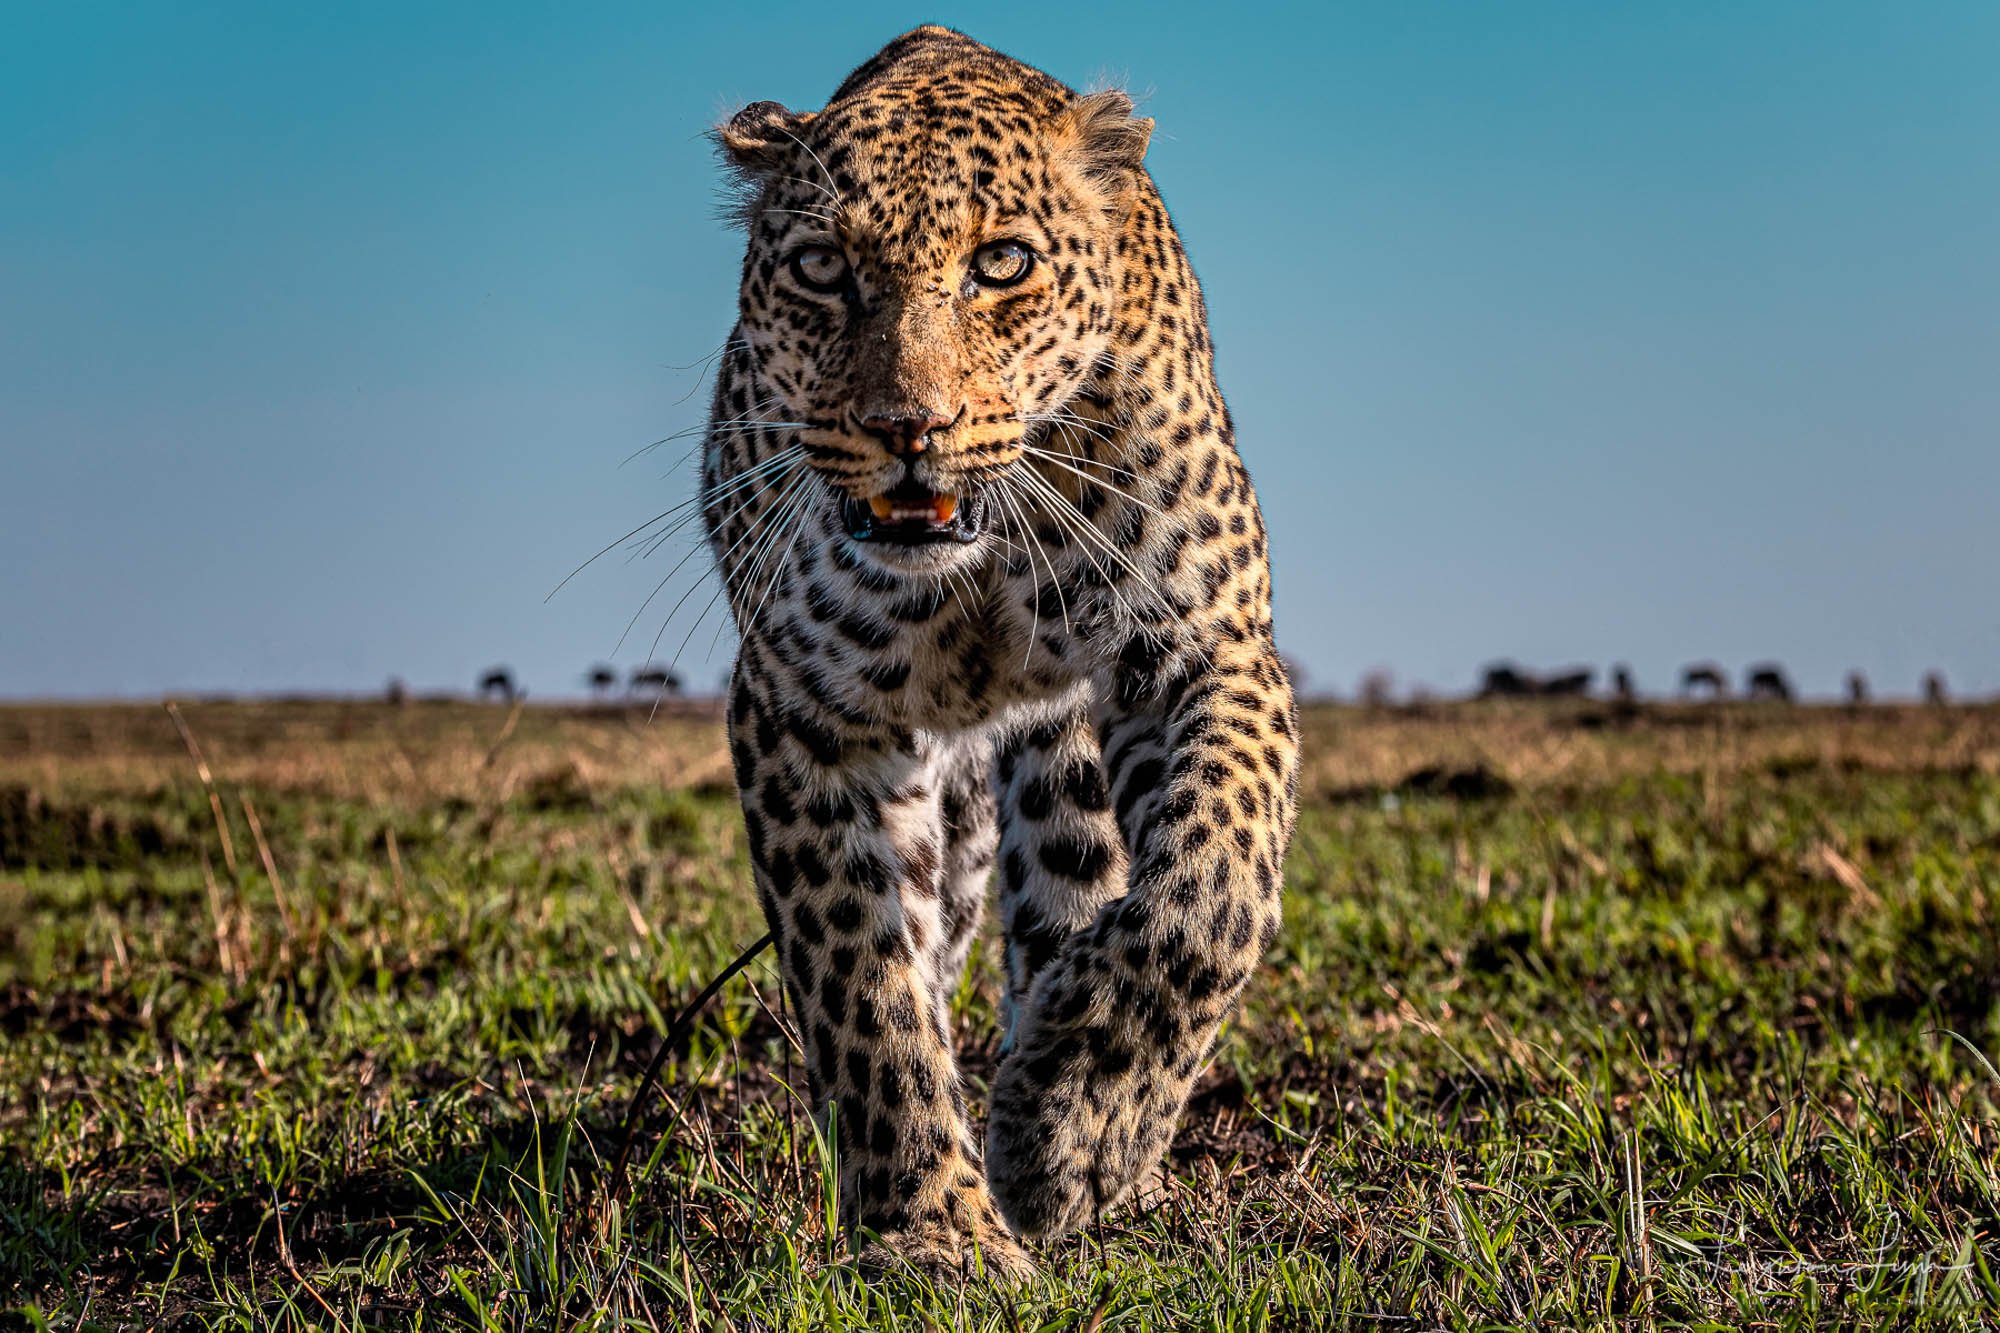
969, 239, 1035, 288
789, 245, 850, 293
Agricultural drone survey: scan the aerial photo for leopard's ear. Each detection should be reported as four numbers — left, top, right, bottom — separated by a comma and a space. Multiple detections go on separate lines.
715, 100, 818, 175
1056, 89, 1153, 200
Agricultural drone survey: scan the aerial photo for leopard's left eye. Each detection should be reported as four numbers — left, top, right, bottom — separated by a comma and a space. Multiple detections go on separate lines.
969, 240, 1035, 288
789, 244, 851, 293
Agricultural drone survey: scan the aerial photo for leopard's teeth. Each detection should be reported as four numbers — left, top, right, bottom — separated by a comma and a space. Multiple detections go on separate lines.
877, 494, 960, 522
866, 491, 962, 524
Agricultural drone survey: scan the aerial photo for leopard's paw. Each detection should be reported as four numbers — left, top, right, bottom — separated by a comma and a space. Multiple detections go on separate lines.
856, 1217, 1036, 1286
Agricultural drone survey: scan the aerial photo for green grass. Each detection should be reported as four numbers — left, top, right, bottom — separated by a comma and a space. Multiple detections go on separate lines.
2, 700, 1998, 1329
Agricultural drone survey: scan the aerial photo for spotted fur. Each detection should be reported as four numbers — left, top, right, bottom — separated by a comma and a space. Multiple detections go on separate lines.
701, 26, 1298, 1280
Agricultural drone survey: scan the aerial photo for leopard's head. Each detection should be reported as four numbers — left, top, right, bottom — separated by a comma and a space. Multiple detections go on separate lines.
717, 27, 1151, 572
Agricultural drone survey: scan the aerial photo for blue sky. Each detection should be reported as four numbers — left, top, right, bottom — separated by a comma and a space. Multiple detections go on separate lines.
4, 2, 1995, 700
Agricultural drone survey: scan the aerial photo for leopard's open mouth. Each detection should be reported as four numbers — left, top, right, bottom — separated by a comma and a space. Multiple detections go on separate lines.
840, 477, 987, 545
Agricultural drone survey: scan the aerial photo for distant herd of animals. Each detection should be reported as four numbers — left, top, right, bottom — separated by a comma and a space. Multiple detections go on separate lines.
448, 664, 685, 704
1477, 660, 1955, 704
377, 662, 1969, 706
413, 662, 1958, 706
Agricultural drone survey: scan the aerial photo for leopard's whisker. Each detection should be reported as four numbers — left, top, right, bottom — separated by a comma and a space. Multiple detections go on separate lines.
693, 443, 810, 505
1018, 409, 1156, 488
623, 468, 804, 653
1009, 466, 1143, 628
1012, 464, 1156, 590
733, 475, 822, 646
993, 478, 1061, 665
939, 562, 978, 622
661, 336, 749, 373
1017, 484, 1076, 640
550, 508, 684, 603
622, 416, 805, 468
691, 475, 812, 663
1021, 407, 1121, 445
987, 479, 1033, 653
723, 470, 808, 585
551, 446, 803, 601
1014, 480, 1142, 631
679, 447, 807, 518
779, 129, 845, 208
1018, 446, 1165, 518
701, 456, 812, 571
1004, 491, 1046, 668
1016, 424, 1129, 471
1024, 470, 1152, 632
625, 447, 809, 557
668, 337, 751, 407
704, 397, 794, 430
1021, 409, 1140, 471
631, 404, 789, 455
779, 173, 841, 206
658, 576, 732, 678
651, 467, 811, 670
742, 484, 823, 640
1011, 465, 1166, 628
634, 566, 715, 669
643, 401, 798, 446
615, 454, 808, 655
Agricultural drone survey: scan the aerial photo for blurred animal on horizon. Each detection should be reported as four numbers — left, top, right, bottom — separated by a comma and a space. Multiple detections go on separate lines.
628, 664, 682, 698
477, 667, 518, 703
1681, 663, 1728, 699
1478, 661, 1594, 699
1745, 663, 1795, 703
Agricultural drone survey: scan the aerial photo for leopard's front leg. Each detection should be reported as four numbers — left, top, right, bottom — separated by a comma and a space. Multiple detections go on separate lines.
727, 672, 1032, 1281
985, 646, 1299, 1238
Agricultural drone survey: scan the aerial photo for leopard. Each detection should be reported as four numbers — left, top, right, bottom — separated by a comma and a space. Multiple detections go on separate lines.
699, 25, 1299, 1281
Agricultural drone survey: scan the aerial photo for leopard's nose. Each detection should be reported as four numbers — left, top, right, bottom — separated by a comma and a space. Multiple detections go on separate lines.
856, 408, 954, 457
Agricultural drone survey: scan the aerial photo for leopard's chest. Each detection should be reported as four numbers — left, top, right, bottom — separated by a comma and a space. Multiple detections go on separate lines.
765, 555, 1101, 736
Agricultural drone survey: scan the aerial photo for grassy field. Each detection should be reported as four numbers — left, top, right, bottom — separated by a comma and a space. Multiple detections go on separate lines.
3, 697, 1998, 1330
